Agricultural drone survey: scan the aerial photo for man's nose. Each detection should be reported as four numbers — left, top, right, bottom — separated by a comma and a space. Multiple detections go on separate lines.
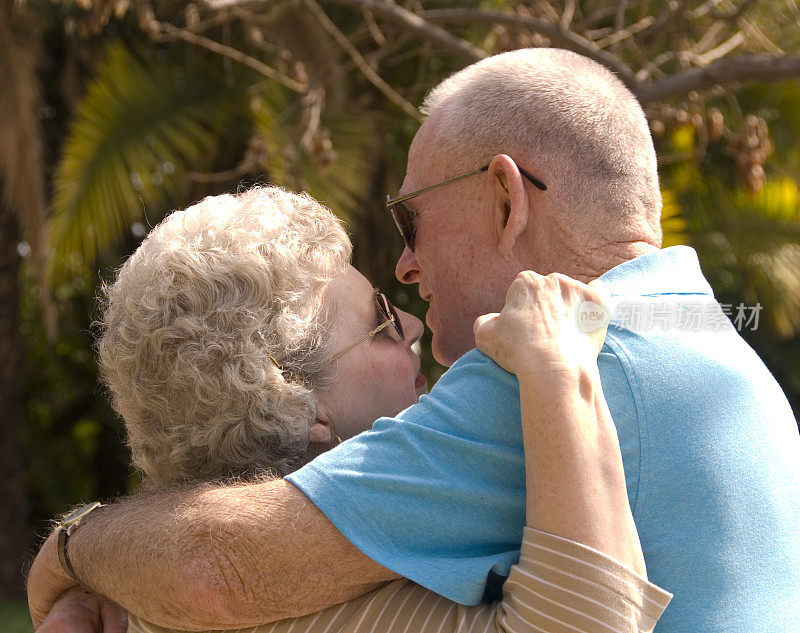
395, 246, 420, 284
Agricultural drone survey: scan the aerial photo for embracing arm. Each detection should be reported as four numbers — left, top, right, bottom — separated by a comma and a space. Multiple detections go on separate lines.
28, 478, 397, 630
516, 363, 646, 573
473, 268, 667, 632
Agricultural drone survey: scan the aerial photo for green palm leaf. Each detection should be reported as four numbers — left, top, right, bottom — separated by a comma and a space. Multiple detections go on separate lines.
49, 42, 241, 282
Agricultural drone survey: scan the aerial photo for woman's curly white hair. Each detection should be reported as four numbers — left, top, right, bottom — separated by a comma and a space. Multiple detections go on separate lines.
97, 186, 352, 487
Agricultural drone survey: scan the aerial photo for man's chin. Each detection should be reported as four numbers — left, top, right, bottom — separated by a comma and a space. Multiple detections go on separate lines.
431, 336, 472, 368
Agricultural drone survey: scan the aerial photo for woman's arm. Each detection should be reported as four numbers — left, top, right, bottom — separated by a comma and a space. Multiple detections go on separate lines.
474, 271, 645, 572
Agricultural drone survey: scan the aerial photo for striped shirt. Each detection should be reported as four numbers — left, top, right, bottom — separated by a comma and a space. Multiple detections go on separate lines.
130, 528, 671, 633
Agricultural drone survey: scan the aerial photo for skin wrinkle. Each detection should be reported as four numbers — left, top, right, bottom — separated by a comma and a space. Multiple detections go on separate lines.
183, 484, 295, 624
562, 242, 658, 285
67, 489, 202, 625
208, 531, 259, 614
191, 476, 372, 626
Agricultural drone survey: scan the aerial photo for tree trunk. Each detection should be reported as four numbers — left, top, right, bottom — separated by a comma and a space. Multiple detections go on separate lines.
0, 204, 30, 600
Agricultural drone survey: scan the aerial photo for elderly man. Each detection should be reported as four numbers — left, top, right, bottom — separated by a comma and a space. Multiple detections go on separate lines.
29, 48, 800, 633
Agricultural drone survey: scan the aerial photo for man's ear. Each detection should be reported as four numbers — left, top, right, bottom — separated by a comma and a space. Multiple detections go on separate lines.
489, 155, 530, 258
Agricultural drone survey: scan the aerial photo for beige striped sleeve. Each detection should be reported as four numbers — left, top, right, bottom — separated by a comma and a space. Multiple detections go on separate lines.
128, 527, 671, 633
495, 527, 672, 633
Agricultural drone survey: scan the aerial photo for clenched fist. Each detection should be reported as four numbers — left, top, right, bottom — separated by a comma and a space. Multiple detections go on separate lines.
474, 271, 609, 378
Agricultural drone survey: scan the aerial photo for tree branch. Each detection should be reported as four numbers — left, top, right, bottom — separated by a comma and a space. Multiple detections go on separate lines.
637, 54, 800, 103
362, 9, 386, 45
636, 0, 692, 44
323, 0, 486, 62
304, 0, 423, 121
154, 21, 307, 93
418, 8, 638, 88
187, 165, 251, 183
695, 32, 746, 66
594, 15, 655, 50
707, 0, 759, 22
560, 0, 577, 30
200, 0, 799, 107
739, 16, 784, 53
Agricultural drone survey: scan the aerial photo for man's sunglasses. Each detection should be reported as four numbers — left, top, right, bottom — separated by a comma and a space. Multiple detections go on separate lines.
329, 290, 405, 362
386, 163, 547, 252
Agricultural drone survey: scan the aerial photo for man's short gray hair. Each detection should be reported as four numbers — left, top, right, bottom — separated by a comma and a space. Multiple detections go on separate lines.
97, 186, 351, 487
422, 48, 661, 239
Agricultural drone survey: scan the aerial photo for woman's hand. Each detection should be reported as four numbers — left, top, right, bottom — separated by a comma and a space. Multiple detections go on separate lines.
474, 271, 609, 378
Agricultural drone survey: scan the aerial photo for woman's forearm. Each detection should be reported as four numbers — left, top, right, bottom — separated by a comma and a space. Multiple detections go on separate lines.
517, 362, 647, 577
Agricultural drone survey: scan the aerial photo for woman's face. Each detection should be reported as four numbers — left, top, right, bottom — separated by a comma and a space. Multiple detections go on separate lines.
312, 266, 426, 444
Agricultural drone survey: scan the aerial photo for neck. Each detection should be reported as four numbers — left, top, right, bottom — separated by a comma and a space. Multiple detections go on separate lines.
533, 238, 658, 283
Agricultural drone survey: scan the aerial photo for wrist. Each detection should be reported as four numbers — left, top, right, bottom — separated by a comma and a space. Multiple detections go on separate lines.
515, 356, 599, 386
40, 531, 75, 589
57, 501, 105, 583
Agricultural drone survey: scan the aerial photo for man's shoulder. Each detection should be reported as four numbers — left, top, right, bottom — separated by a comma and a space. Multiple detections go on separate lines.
420, 348, 519, 402
437, 348, 512, 381
394, 349, 522, 442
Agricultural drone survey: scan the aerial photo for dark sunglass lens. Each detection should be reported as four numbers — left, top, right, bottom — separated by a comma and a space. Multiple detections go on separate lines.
389, 201, 416, 251
376, 292, 405, 340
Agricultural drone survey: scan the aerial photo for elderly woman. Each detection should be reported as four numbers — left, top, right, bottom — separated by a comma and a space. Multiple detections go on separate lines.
33, 186, 670, 633
98, 185, 426, 485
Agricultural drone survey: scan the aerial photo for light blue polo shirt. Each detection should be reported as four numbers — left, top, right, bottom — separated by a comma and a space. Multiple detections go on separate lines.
287, 246, 800, 633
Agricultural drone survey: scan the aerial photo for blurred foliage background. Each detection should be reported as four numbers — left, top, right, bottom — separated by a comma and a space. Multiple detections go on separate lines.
2, 0, 799, 613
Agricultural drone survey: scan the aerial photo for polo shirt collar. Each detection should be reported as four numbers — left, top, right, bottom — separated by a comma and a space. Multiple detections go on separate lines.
597, 246, 714, 297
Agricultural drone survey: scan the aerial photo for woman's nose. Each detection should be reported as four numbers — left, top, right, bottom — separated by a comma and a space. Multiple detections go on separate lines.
398, 308, 423, 347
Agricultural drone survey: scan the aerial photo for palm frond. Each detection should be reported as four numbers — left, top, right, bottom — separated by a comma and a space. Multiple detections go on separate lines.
730, 178, 800, 338
49, 42, 242, 282
302, 114, 377, 219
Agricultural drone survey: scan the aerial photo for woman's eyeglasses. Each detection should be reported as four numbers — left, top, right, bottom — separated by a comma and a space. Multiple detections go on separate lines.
386, 163, 546, 252
329, 291, 405, 362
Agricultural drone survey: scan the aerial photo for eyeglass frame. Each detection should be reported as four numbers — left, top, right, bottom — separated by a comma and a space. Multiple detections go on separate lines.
386, 163, 547, 252
329, 290, 405, 362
